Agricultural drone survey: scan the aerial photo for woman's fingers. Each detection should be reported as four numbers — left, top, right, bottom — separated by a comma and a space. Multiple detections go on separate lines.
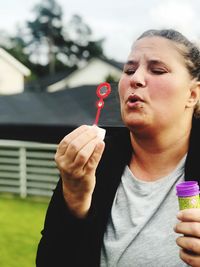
84, 140, 105, 174
55, 125, 99, 164
56, 125, 92, 156
73, 138, 104, 170
179, 248, 200, 267
174, 221, 200, 238
65, 126, 99, 162
55, 125, 105, 180
176, 236, 200, 254
175, 209, 200, 266
177, 209, 200, 222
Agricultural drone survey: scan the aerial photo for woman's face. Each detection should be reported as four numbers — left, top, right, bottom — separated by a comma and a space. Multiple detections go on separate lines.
118, 36, 196, 132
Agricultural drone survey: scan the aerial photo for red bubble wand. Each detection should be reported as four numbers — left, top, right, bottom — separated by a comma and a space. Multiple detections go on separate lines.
94, 82, 111, 125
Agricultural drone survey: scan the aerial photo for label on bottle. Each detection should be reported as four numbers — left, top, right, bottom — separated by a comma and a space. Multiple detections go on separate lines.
178, 195, 200, 210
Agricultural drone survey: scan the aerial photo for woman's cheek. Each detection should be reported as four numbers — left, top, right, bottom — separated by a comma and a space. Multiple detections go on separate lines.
149, 79, 174, 101
118, 78, 128, 100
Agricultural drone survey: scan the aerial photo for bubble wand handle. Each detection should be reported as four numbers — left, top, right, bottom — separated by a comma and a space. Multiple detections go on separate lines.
94, 107, 101, 125
94, 99, 104, 125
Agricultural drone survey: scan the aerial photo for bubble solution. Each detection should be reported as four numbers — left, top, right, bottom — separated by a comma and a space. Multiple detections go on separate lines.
176, 181, 200, 210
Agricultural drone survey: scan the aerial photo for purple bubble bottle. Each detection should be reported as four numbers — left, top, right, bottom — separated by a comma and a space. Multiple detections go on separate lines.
176, 181, 200, 210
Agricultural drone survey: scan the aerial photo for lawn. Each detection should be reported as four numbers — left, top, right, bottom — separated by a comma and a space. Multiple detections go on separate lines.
0, 194, 49, 267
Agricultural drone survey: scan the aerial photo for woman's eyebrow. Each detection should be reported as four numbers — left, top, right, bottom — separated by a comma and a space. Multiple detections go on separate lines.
148, 59, 165, 65
123, 60, 138, 68
123, 59, 167, 70
124, 60, 137, 65
124, 59, 164, 65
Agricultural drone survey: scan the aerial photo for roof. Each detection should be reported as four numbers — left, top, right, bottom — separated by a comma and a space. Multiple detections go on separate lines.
0, 48, 31, 76
25, 67, 77, 91
0, 82, 124, 142
0, 83, 123, 127
101, 57, 124, 70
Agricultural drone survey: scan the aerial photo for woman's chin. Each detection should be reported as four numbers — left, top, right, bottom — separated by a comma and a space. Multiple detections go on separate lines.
122, 114, 147, 128
124, 120, 148, 132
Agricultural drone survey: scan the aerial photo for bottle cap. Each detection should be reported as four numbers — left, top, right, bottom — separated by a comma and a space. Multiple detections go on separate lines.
176, 181, 200, 197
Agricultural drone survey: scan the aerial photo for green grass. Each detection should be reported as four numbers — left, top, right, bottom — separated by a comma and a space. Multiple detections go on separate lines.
0, 194, 49, 267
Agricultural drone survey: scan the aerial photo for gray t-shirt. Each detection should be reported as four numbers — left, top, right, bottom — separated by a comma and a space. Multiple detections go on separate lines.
100, 156, 188, 267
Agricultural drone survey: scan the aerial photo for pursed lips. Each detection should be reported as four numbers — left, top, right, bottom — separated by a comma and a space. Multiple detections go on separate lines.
126, 94, 145, 104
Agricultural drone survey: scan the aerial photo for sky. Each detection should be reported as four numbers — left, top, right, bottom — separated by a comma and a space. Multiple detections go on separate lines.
1, 0, 200, 62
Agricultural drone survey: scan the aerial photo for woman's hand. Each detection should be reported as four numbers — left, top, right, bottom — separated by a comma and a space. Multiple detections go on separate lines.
55, 125, 105, 218
174, 208, 200, 267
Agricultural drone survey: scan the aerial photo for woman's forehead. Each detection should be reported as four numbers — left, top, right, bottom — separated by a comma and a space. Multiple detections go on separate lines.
132, 36, 174, 50
128, 36, 184, 62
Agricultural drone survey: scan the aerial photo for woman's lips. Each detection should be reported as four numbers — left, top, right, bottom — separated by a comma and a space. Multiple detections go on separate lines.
126, 94, 144, 108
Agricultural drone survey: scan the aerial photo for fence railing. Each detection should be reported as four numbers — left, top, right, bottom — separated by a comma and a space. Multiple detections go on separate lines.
0, 139, 59, 198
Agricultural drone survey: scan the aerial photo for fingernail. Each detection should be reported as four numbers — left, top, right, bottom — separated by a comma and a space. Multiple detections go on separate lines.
177, 211, 182, 219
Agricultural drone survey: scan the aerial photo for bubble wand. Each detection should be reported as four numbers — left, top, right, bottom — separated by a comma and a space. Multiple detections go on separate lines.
94, 82, 111, 125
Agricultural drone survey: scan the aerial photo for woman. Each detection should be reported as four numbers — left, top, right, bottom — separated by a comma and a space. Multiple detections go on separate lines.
36, 29, 200, 267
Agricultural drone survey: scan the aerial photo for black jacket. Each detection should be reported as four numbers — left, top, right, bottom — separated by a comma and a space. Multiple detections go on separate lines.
36, 119, 200, 267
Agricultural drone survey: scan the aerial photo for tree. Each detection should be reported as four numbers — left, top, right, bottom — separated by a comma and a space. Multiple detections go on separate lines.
26, 1, 104, 75
27, 0, 65, 74
64, 14, 104, 66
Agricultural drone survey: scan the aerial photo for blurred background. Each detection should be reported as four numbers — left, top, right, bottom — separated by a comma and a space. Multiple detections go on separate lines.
0, 0, 200, 266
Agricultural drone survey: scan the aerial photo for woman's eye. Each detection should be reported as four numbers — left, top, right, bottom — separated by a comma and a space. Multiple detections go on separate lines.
151, 69, 167, 75
124, 69, 135, 75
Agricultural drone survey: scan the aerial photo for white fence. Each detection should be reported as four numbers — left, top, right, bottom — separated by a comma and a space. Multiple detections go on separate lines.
0, 139, 59, 198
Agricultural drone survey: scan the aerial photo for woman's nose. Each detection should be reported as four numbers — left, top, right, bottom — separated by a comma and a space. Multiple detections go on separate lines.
130, 69, 146, 88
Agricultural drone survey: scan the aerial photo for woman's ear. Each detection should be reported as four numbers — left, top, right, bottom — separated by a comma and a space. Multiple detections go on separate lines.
186, 81, 200, 108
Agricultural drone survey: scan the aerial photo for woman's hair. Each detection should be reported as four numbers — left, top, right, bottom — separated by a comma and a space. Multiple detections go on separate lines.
137, 29, 200, 118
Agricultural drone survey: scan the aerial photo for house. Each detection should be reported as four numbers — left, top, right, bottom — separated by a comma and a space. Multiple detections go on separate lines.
47, 57, 124, 92
0, 48, 31, 94
25, 67, 77, 92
